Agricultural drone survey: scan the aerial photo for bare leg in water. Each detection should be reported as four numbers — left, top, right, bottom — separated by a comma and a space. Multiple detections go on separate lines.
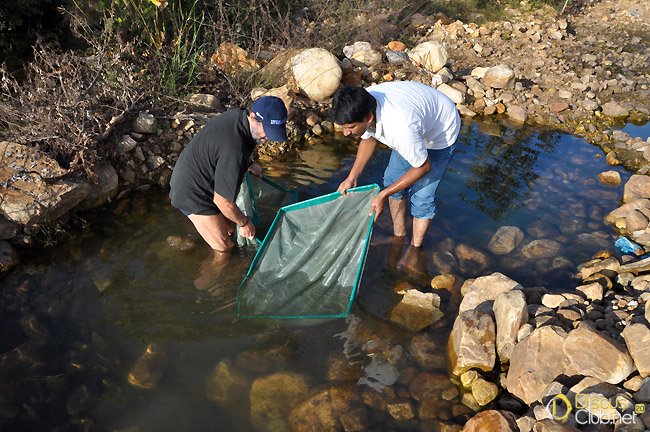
194, 249, 231, 291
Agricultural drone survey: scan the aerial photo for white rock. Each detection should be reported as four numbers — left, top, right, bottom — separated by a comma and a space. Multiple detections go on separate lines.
437, 83, 465, 104
408, 41, 448, 73
291, 48, 342, 102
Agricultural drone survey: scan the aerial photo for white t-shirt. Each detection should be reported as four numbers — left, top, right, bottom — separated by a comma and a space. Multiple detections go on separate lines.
360, 81, 461, 167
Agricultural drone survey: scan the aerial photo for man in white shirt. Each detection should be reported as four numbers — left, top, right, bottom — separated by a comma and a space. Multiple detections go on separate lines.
331, 81, 460, 248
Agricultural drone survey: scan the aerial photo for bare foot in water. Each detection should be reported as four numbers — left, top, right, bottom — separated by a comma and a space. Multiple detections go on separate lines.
193, 250, 231, 291
397, 245, 428, 277
386, 235, 407, 270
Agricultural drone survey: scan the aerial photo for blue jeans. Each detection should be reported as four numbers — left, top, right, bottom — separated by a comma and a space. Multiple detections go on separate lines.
383, 145, 455, 219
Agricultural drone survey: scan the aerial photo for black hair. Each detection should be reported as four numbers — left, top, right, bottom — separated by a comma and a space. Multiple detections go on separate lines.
331, 86, 377, 124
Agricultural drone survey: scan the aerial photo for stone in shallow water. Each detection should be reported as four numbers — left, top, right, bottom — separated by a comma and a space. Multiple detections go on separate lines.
389, 289, 442, 331
250, 372, 314, 432
127, 343, 167, 390
462, 410, 519, 431
205, 358, 250, 407
493, 289, 528, 361
598, 170, 621, 186
521, 239, 562, 258
488, 226, 524, 255
455, 243, 490, 276
325, 352, 362, 382
0, 241, 19, 273
448, 310, 496, 376
288, 384, 362, 432
408, 333, 446, 370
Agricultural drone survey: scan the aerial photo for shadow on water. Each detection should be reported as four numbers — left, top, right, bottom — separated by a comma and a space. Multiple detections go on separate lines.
0, 119, 633, 431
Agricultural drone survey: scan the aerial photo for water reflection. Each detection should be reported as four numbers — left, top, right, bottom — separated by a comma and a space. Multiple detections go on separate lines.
0, 120, 632, 431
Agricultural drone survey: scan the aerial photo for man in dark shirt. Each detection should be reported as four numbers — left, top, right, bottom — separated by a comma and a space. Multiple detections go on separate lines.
170, 96, 288, 252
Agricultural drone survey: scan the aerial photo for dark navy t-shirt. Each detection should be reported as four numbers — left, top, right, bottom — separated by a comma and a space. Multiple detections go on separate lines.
169, 109, 255, 215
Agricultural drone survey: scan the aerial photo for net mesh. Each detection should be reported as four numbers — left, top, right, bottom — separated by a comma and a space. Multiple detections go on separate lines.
237, 185, 379, 319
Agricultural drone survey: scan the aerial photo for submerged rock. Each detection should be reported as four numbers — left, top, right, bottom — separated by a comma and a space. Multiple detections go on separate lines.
250, 372, 314, 432
462, 410, 519, 431
288, 384, 363, 432
0, 241, 19, 273
205, 358, 250, 407
488, 226, 524, 255
389, 289, 443, 331
408, 333, 447, 370
127, 343, 167, 390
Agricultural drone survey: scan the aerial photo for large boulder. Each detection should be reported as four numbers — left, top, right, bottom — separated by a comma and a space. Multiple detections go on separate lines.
621, 324, 650, 378
291, 48, 342, 102
448, 309, 496, 376
563, 322, 635, 384
250, 372, 314, 432
459, 272, 522, 313
505, 325, 568, 404
408, 41, 448, 73
493, 290, 528, 361
0, 141, 89, 225
623, 175, 650, 203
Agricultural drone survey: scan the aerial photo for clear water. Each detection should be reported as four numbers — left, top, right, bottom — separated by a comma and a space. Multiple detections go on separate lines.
621, 121, 650, 141
0, 119, 631, 431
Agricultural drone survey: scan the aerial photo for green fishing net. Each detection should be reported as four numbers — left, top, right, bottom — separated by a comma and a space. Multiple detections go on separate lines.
235, 173, 295, 247
236, 184, 379, 319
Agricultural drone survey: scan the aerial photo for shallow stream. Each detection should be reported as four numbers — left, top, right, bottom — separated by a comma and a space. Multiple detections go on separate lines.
0, 119, 634, 431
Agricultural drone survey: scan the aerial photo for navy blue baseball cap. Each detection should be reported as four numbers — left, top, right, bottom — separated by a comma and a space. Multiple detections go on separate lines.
251, 96, 288, 142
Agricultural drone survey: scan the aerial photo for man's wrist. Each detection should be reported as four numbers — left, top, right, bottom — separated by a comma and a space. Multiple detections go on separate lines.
239, 217, 250, 227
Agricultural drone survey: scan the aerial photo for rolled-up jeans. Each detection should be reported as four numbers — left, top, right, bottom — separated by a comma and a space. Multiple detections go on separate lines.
382, 145, 456, 219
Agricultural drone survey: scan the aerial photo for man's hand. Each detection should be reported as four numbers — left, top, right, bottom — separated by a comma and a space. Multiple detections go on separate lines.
336, 177, 357, 195
370, 193, 386, 221
239, 218, 256, 239
248, 163, 263, 176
